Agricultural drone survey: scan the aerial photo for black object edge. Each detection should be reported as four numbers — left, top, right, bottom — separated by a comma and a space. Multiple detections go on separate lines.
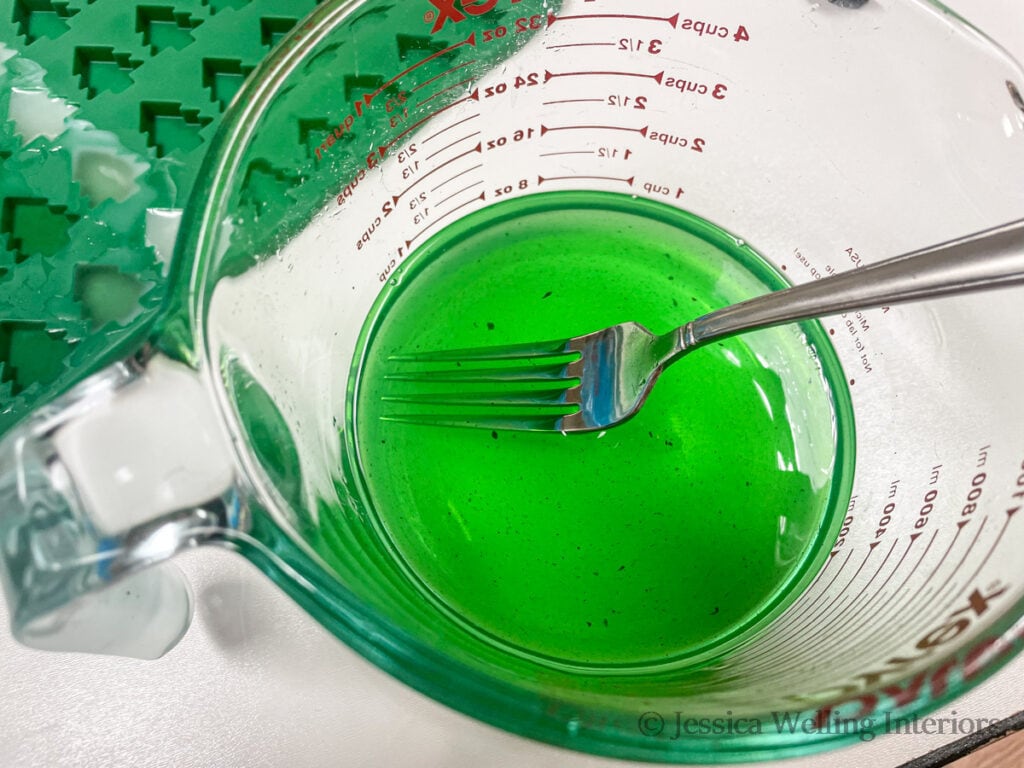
898, 711, 1024, 767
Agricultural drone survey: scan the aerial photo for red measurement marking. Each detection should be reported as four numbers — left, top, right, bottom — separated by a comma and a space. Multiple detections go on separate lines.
761, 552, 888, 667
883, 525, 960, 627
733, 549, 854, 665
548, 12, 678, 27
405, 192, 485, 248
365, 33, 476, 106
392, 143, 482, 201
872, 529, 936, 616
540, 123, 648, 137
539, 150, 595, 157
538, 174, 634, 186
866, 527, 997, 659
864, 532, 921, 609
545, 42, 616, 50
955, 509, 1018, 603
417, 77, 475, 108
431, 163, 483, 193
545, 69, 664, 84
799, 538, 900, 656
864, 539, 900, 589
354, 100, 364, 117
805, 533, 926, 666
933, 516, 988, 598
928, 520, 968, 581
411, 60, 477, 93
423, 113, 480, 144
424, 131, 481, 162
542, 98, 605, 106
436, 179, 483, 207
895, 540, 998, 649
779, 546, 878, 653
386, 90, 481, 150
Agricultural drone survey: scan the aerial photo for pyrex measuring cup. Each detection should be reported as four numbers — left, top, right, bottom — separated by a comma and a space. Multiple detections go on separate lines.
2, 0, 1024, 762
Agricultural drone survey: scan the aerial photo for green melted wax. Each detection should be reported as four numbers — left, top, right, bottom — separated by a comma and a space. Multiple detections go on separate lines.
349, 191, 853, 668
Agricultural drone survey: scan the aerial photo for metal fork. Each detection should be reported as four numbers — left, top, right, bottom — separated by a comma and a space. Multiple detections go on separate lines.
384, 219, 1024, 433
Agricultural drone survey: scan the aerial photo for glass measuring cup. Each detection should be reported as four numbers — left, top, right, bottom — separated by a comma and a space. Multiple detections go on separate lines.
1, 0, 1024, 761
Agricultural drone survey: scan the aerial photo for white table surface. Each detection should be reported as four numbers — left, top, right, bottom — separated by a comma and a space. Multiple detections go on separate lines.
2, 1, 1022, 766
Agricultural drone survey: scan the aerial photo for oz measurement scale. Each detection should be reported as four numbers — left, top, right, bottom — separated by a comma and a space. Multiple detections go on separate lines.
3, 0, 1023, 763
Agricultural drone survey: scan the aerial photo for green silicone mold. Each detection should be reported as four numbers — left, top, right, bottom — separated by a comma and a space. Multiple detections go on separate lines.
0, 0, 536, 433
0, 0, 321, 433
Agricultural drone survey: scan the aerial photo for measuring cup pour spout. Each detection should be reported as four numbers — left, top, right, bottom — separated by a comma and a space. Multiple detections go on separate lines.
0, 352, 240, 659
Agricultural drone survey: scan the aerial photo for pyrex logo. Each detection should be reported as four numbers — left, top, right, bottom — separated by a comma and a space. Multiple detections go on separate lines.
425, 0, 524, 33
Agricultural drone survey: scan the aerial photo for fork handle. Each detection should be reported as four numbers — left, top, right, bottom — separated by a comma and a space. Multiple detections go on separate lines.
679, 218, 1024, 351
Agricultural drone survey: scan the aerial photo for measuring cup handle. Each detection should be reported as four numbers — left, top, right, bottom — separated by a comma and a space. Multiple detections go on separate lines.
0, 351, 239, 659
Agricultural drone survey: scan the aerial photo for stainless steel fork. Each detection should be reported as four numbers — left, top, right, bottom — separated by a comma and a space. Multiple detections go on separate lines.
384, 218, 1024, 433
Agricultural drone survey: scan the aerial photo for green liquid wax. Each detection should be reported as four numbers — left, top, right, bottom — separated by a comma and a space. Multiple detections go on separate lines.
349, 192, 853, 668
